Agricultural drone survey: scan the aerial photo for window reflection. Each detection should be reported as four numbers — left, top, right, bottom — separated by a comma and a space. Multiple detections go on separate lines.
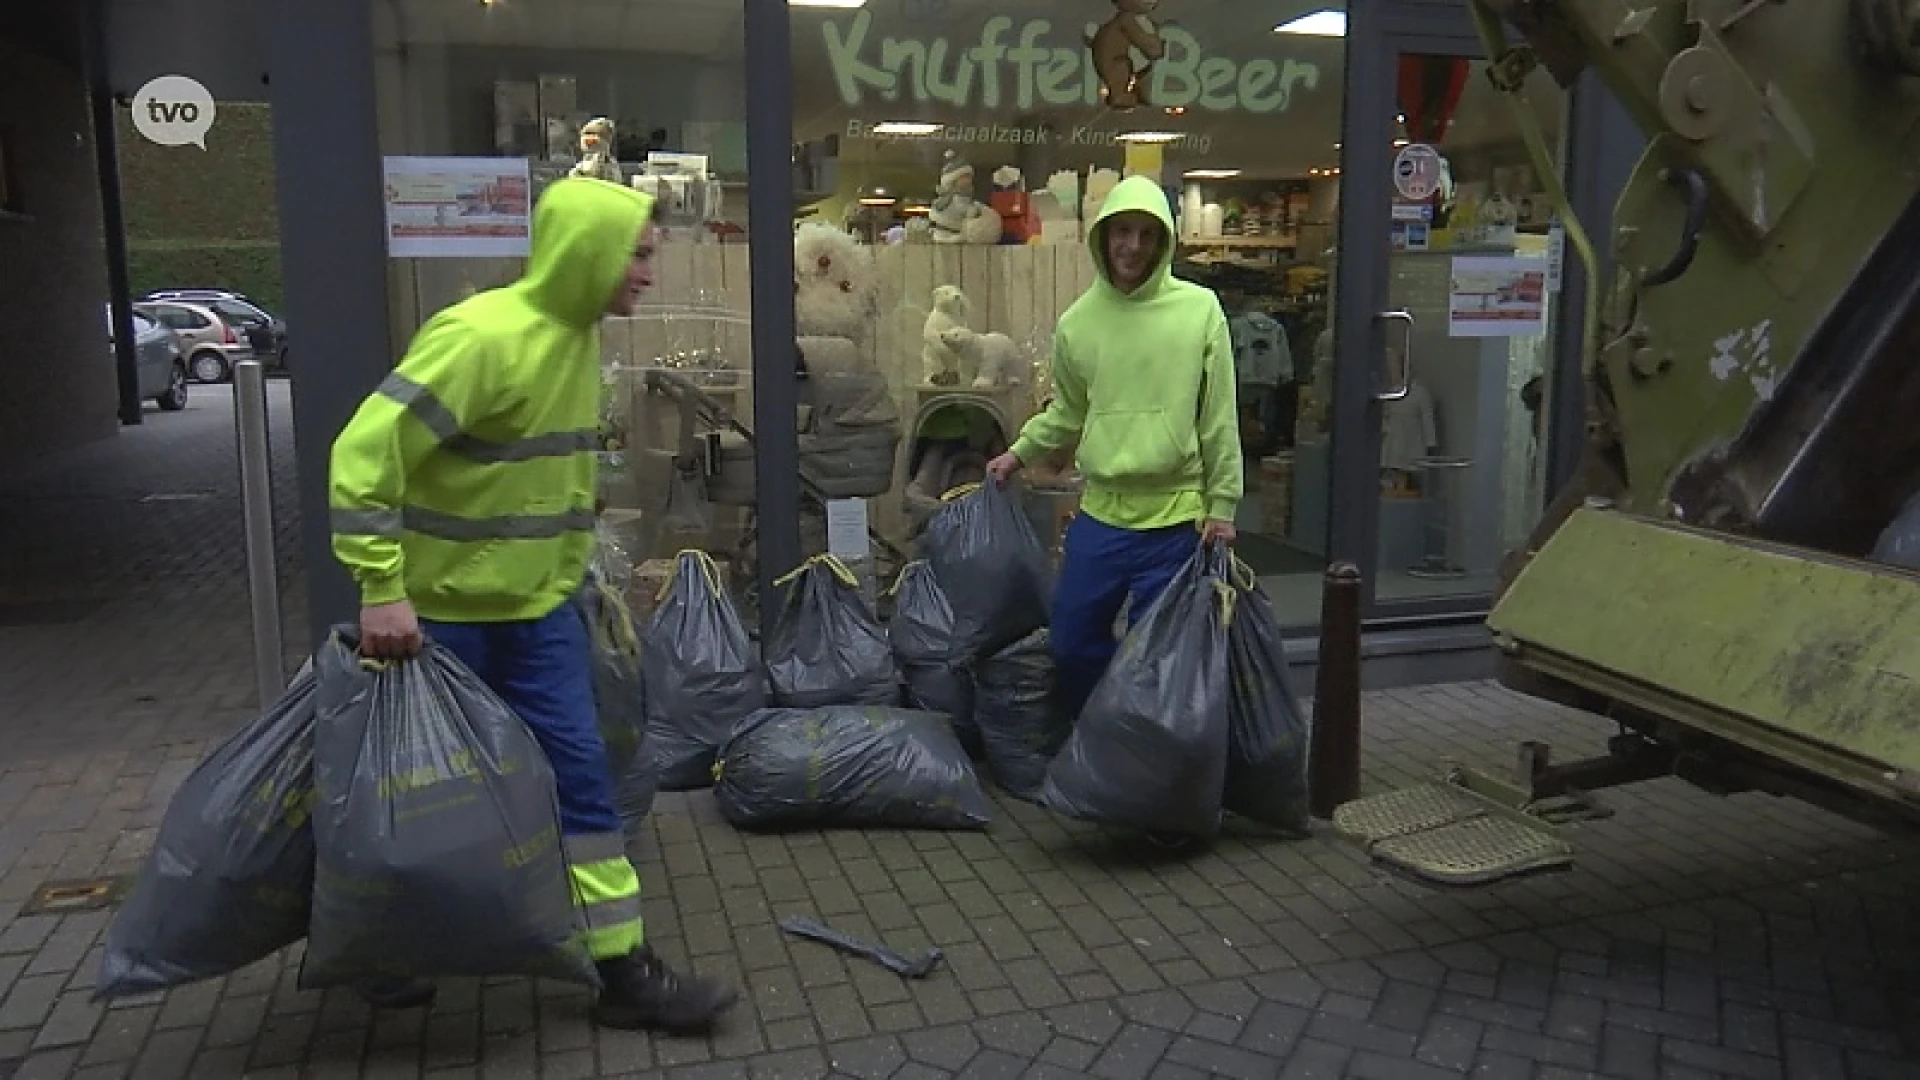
789, 1, 1351, 605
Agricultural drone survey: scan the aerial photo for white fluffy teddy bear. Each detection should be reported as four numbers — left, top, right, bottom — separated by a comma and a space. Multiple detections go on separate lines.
936, 327, 1028, 390
794, 222, 876, 374
960, 330, 1028, 390
921, 284, 973, 386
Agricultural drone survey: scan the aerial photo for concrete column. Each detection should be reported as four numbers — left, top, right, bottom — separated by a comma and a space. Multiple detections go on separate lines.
265, 0, 393, 649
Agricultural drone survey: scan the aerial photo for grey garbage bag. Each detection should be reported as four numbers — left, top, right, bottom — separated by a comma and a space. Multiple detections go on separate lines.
642, 550, 767, 790
1041, 547, 1233, 839
886, 561, 980, 757
1871, 489, 1920, 568
303, 632, 596, 989
920, 481, 1054, 663
972, 628, 1071, 801
93, 668, 319, 1000
713, 706, 993, 830
766, 554, 899, 709
1219, 558, 1311, 832
581, 574, 657, 832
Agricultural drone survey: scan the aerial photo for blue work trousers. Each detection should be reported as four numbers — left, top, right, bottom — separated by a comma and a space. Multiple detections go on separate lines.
423, 600, 622, 837
1050, 513, 1200, 720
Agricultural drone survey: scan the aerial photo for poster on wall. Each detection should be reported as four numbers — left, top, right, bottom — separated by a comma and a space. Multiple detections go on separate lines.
1447, 256, 1548, 338
382, 156, 533, 258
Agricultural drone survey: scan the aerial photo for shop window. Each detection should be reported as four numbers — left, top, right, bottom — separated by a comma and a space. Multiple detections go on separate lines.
1364, 52, 1567, 608
371, 0, 758, 616
788, 0, 1350, 604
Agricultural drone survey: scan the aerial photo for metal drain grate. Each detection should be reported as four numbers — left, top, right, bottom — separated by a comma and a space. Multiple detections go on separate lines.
22, 876, 133, 916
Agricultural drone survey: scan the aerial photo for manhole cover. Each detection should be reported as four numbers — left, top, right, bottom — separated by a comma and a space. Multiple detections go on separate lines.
21, 876, 133, 916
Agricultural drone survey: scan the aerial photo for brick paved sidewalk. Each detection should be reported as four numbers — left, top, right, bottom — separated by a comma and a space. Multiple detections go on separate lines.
2, 388, 1917, 1079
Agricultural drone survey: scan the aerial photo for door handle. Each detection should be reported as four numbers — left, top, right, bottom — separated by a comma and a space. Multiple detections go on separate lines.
1375, 309, 1414, 401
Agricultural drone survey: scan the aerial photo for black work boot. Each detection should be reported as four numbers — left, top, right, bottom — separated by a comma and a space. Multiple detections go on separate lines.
593, 946, 739, 1033
355, 976, 436, 1010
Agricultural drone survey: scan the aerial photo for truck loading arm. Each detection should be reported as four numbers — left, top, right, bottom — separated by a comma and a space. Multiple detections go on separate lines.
1472, 1, 1920, 828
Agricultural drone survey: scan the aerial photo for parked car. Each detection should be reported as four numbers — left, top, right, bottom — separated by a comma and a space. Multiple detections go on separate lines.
141, 289, 288, 369
133, 300, 257, 384
105, 305, 189, 411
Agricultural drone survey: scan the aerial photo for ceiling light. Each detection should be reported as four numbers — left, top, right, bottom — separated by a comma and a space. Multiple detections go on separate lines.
1185, 169, 1242, 179
1393, 138, 1410, 147
790, 0, 867, 8
870, 121, 942, 136
1117, 131, 1182, 143
1274, 10, 1345, 37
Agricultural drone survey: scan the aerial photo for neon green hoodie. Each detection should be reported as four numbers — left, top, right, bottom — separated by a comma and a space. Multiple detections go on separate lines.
1009, 175, 1242, 529
329, 178, 655, 622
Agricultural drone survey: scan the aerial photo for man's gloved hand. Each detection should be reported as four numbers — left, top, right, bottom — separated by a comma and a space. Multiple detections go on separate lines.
1201, 518, 1238, 548
360, 599, 424, 659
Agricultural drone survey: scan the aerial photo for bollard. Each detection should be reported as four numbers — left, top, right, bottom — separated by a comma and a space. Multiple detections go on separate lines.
1309, 561, 1363, 818
233, 359, 286, 707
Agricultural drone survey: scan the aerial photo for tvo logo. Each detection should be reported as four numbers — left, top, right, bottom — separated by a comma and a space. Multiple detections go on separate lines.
132, 75, 216, 149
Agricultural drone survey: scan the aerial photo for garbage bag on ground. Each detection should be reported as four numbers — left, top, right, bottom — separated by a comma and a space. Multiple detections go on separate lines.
766, 554, 899, 709
642, 550, 767, 790
972, 628, 1071, 800
303, 632, 596, 989
713, 706, 993, 831
1041, 548, 1234, 839
1219, 558, 1312, 832
1871, 488, 1920, 569
581, 574, 658, 832
93, 668, 320, 1000
920, 481, 1054, 663
887, 561, 980, 757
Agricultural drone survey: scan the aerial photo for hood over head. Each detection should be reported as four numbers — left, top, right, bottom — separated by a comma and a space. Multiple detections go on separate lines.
519, 177, 656, 328
1088, 174, 1177, 298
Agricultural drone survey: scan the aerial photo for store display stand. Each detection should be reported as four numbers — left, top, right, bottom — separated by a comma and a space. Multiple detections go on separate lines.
1407, 455, 1473, 580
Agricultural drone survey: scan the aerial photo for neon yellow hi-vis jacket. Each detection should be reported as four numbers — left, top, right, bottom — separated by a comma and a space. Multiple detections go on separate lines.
1009, 174, 1242, 530
329, 178, 655, 623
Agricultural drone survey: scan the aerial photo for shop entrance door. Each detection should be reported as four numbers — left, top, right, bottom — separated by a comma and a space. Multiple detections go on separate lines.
1330, 30, 1569, 621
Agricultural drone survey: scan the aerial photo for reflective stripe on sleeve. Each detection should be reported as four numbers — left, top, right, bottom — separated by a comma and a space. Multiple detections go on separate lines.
379, 372, 599, 464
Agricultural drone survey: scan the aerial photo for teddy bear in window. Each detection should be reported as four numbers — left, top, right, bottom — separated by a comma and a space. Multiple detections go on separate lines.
1087, 0, 1165, 111
928, 152, 1004, 245
921, 284, 973, 386
569, 117, 623, 183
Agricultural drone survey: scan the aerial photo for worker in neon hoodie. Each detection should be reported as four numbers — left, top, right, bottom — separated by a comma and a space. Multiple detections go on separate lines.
328, 177, 737, 1034
986, 175, 1244, 720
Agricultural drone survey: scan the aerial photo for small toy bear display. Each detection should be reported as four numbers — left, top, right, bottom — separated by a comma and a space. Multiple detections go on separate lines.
929, 152, 1004, 245
961, 330, 1028, 390
1087, 0, 1165, 110
569, 117, 623, 183
921, 285, 973, 386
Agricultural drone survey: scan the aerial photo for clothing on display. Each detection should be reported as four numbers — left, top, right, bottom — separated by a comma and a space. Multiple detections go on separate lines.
1382, 381, 1438, 473
1228, 312, 1292, 388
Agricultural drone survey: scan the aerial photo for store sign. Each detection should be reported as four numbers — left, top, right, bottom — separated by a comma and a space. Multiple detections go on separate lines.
845, 118, 1213, 153
824, 12, 1320, 115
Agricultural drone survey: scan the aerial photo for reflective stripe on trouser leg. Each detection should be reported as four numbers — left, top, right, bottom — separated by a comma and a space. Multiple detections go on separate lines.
566, 833, 644, 959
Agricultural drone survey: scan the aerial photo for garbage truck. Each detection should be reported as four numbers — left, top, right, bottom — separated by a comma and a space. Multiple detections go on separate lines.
1333, 0, 1920, 884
